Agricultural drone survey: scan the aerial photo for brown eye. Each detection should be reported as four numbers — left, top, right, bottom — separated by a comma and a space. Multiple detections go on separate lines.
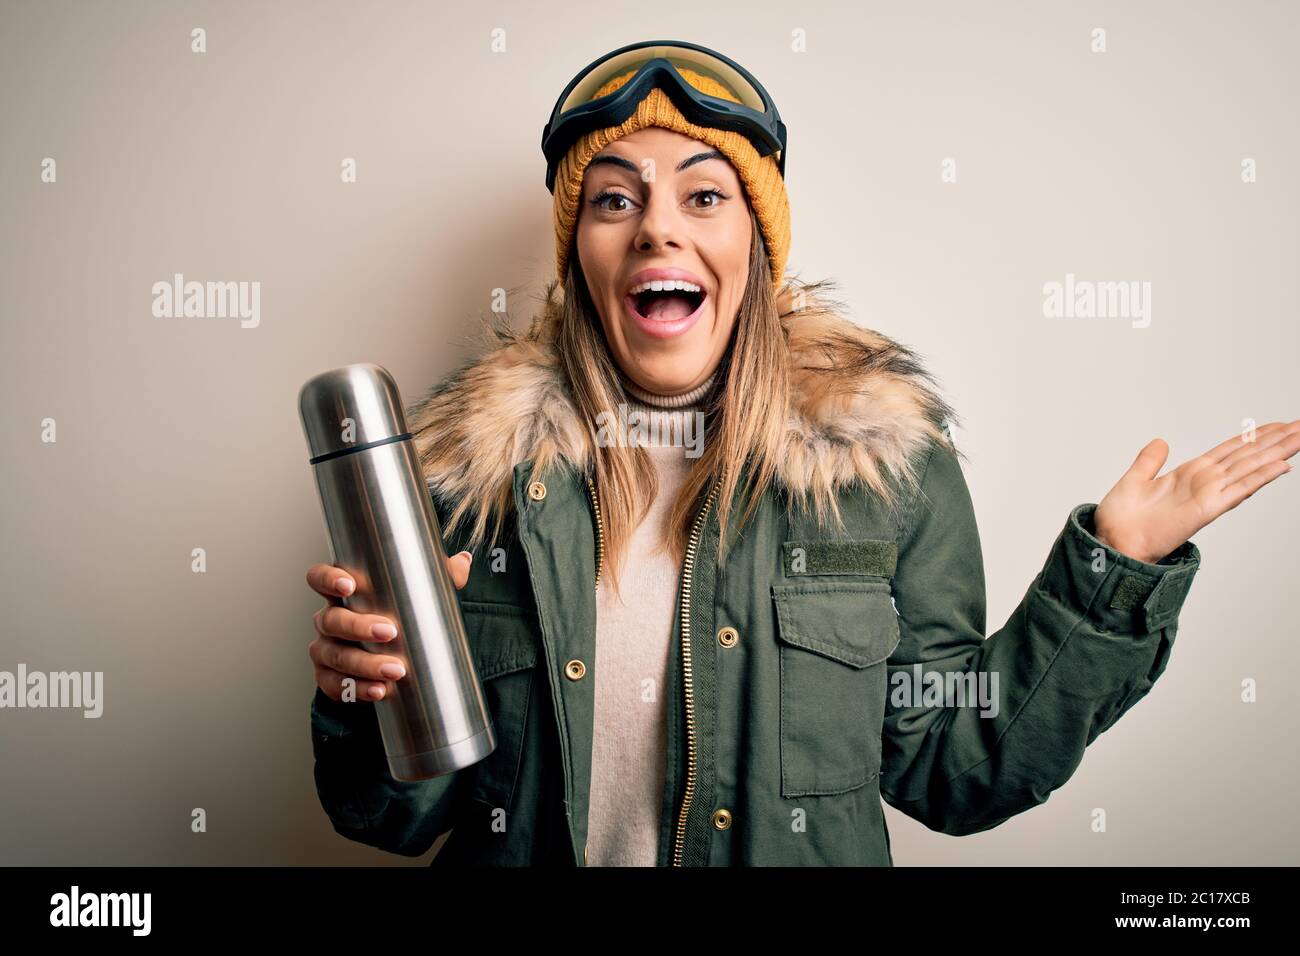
591, 190, 633, 213
690, 188, 726, 209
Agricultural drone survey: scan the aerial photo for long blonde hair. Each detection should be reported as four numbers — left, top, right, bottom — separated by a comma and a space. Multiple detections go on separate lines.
559, 211, 793, 599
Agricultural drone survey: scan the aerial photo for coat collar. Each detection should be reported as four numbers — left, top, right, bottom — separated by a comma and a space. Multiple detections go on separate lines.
407, 281, 956, 543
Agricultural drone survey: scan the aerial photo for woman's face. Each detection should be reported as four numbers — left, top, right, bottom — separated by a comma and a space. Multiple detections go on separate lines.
575, 126, 752, 396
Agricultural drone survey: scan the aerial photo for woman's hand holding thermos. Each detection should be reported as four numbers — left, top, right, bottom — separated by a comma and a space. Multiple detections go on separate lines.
300, 363, 496, 779
307, 551, 473, 703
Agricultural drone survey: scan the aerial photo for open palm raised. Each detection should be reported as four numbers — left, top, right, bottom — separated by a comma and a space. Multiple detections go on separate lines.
1094, 420, 1300, 564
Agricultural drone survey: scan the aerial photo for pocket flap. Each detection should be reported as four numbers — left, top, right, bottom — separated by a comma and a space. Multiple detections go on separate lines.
771, 582, 900, 668
459, 601, 539, 681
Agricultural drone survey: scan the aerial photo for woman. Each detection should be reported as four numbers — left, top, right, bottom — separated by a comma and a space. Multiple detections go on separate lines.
304, 41, 1298, 866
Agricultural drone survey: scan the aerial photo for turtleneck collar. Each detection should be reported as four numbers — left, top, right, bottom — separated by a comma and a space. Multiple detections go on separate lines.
620, 369, 718, 409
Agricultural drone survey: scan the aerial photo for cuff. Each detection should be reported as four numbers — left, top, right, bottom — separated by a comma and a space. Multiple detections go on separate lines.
310, 686, 378, 744
1039, 503, 1201, 634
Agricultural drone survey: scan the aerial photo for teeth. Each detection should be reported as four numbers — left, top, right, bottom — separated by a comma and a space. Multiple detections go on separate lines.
627, 279, 703, 296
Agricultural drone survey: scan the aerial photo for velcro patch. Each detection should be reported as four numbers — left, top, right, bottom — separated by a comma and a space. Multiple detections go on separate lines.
782, 539, 897, 577
1109, 574, 1154, 611
1109, 564, 1198, 632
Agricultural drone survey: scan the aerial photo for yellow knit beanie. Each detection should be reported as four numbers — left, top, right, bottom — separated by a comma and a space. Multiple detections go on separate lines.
551, 64, 791, 293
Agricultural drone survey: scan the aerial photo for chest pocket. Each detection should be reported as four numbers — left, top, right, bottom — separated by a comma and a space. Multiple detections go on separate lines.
771, 580, 900, 798
460, 600, 539, 814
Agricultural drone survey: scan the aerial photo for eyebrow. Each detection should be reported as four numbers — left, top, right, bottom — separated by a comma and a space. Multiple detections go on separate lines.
587, 149, 727, 175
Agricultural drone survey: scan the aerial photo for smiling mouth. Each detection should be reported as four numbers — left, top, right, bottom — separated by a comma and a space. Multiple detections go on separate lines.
626, 286, 707, 323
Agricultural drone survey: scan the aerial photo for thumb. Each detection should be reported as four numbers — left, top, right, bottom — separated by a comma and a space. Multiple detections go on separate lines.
1127, 438, 1169, 482
447, 550, 473, 589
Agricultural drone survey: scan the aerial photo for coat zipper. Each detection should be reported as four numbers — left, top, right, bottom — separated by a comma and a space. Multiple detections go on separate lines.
585, 470, 722, 867
671, 477, 722, 867
584, 473, 605, 589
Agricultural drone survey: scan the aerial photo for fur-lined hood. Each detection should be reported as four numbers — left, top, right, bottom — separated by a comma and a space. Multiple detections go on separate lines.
407, 280, 957, 546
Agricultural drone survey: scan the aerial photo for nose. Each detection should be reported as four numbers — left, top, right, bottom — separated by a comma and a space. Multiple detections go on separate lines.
633, 184, 684, 257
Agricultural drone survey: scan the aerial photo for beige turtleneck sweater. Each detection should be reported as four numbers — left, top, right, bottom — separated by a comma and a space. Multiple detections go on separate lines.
585, 369, 716, 867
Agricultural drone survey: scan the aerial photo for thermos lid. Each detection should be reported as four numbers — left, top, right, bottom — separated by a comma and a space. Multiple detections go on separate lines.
298, 363, 411, 463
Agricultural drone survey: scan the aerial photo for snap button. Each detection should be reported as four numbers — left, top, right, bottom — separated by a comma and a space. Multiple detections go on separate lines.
717, 625, 739, 648
527, 480, 547, 501
711, 808, 732, 830
565, 659, 586, 680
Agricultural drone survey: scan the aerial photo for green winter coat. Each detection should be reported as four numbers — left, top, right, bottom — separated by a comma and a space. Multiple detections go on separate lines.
308, 285, 1201, 866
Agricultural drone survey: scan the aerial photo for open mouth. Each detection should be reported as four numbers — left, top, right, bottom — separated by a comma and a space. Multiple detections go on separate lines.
625, 281, 707, 323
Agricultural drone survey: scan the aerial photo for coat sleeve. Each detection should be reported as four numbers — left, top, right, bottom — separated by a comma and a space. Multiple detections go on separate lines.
309, 688, 469, 856
879, 436, 1201, 835
308, 488, 472, 857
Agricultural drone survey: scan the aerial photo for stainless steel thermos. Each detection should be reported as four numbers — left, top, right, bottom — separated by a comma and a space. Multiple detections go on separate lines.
298, 363, 495, 781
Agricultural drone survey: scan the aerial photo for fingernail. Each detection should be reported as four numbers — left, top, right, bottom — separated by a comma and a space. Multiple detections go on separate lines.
368, 685, 385, 700
371, 622, 397, 640
337, 577, 355, 596
380, 662, 406, 680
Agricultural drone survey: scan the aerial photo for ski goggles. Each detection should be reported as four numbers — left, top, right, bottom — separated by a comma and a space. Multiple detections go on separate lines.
541, 40, 787, 193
